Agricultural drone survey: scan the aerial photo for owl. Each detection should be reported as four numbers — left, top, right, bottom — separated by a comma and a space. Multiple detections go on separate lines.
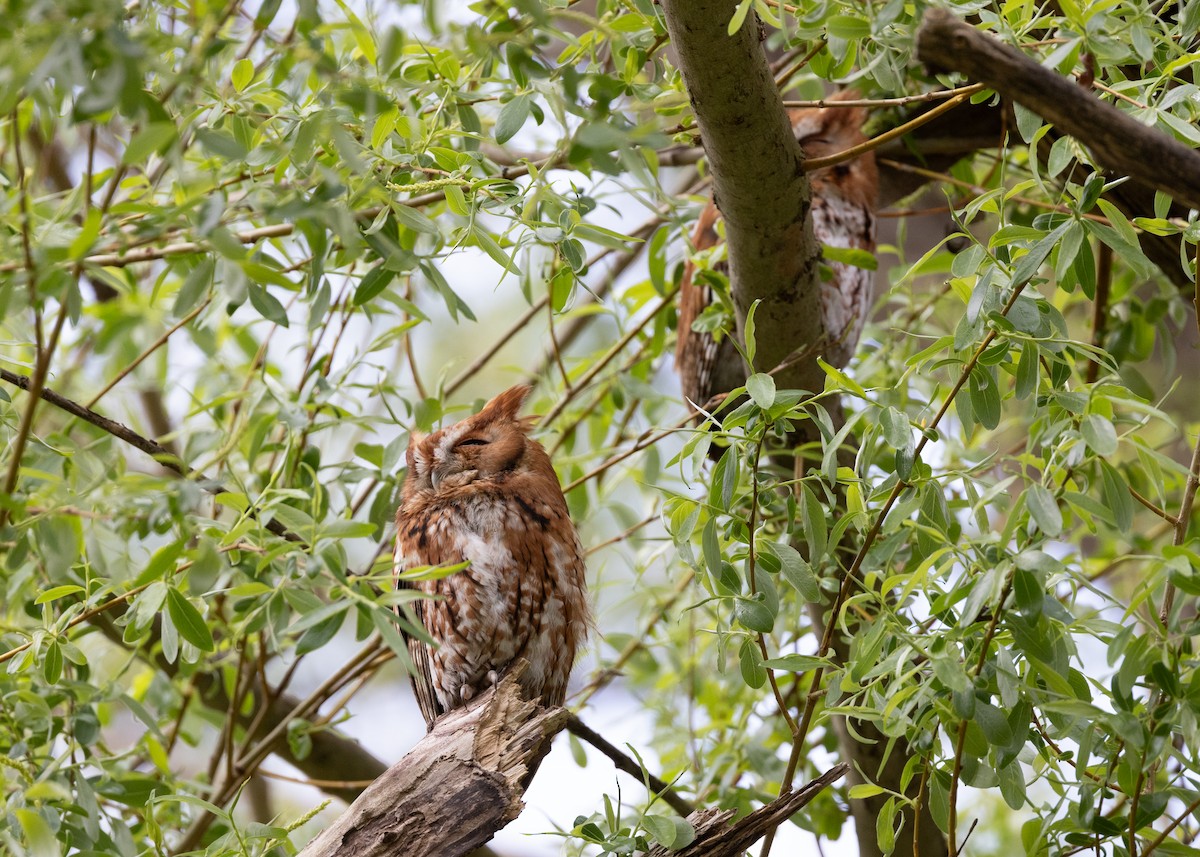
394, 385, 589, 730
676, 90, 879, 409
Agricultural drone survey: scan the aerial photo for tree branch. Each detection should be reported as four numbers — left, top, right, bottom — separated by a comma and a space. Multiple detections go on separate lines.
90, 611, 386, 804
660, 0, 825, 395
916, 8, 1200, 211
0, 368, 302, 543
646, 764, 849, 857
297, 675, 568, 857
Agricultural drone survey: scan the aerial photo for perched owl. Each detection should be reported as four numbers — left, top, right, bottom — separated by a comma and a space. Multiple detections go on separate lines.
394, 385, 589, 730
676, 91, 879, 409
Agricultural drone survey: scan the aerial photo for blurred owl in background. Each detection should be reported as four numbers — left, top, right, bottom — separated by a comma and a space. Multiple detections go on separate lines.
676, 90, 879, 409
394, 385, 589, 730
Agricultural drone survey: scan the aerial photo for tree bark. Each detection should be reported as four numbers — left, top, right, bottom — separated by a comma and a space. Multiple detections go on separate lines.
647, 764, 848, 857
298, 675, 568, 857
916, 7, 1200, 211
659, 0, 826, 397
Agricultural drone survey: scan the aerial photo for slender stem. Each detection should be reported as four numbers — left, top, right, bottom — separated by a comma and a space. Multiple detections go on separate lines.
783, 83, 986, 110
565, 714, 695, 818
765, 284, 1030, 853
801, 86, 985, 172
86, 295, 212, 409
0, 369, 303, 543
747, 436, 799, 737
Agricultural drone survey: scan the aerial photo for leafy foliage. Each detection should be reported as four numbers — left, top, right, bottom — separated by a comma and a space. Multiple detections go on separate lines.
1, 0, 1199, 856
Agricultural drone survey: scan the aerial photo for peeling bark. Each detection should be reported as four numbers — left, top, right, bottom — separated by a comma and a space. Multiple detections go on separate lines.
647, 764, 848, 857
298, 676, 568, 857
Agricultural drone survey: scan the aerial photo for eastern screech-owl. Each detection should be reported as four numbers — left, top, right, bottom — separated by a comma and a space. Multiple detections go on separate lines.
394, 385, 589, 730
676, 91, 879, 408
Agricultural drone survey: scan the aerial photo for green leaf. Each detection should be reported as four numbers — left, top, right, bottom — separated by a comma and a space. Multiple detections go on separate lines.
744, 299, 760, 368
42, 640, 63, 684
822, 244, 877, 269
1025, 485, 1062, 537
231, 58, 254, 92
392, 202, 441, 236
495, 94, 531, 144
848, 783, 886, 799
798, 483, 828, 564
34, 584, 84, 604
1012, 222, 1070, 288
247, 282, 289, 327
642, 814, 678, 848
166, 588, 215, 652
15, 808, 60, 857
1015, 341, 1038, 400
746, 373, 775, 409
121, 122, 177, 165
195, 127, 248, 160
969, 368, 1000, 430
1081, 414, 1118, 456
761, 653, 829, 672
826, 14, 871, 38
770, 542, 820, 602
354, 263, 396, 306
135, 539, 187, 586
728, 0, 754, 34
975, 702, 1013, 746
471, 225, 521, 275
738, 637, 766, 688
734, 596, 774, 633
1099, 461, 1134, 532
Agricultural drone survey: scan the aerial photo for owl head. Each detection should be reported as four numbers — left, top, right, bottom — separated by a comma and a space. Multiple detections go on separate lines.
788, 89, 879, 209
403, 385, 541, 495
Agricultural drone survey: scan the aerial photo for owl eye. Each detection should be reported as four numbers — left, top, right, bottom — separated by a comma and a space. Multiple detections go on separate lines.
457, 438, 489, 447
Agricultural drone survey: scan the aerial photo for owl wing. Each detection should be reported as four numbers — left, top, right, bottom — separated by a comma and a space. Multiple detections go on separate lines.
676, 202, 728, 408
393, 530, 444, 730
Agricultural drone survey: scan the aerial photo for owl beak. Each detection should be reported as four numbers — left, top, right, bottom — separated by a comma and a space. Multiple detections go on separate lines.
430, 469, 444, 491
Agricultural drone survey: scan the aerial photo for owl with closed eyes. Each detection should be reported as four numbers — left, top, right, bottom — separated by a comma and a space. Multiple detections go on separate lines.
676, 90, 879, 409
394, 385, 589, 729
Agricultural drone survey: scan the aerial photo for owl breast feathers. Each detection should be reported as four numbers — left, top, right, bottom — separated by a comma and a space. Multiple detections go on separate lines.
394, 385, 589, 730
676, 90, 879, 409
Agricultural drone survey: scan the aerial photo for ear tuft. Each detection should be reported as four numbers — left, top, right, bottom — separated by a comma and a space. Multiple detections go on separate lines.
479, 385, 533, 422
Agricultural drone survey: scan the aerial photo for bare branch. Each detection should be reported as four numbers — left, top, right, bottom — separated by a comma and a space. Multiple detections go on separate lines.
0, 368, 303, 543
647, 764, 849, 857
916, 8, 1200, 210
298, 675, 568, 857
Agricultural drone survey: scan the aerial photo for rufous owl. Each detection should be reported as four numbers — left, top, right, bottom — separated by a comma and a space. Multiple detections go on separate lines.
676, 90, 879, 409
394, 385, 589, 729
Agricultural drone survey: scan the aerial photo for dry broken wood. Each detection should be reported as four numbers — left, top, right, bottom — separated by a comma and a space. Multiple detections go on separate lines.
647, 763, 849, 857
298, 674, 568, 857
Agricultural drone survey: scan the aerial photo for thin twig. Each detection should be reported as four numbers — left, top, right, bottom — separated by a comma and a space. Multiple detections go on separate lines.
0, 369, 303, 543
86, 295, 213, 409
783, 83, 985, 110
565, 714, 695, 818
802, 86, 986, 172
763, 283, 1031, 854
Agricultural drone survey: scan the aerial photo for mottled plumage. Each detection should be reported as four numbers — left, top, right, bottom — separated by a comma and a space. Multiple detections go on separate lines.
676, 91, 879, 408
394, 386, 589, 730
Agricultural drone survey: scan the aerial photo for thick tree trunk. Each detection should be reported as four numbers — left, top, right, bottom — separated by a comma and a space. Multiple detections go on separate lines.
298, 675, 568, 857
659, 0, 826, 397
